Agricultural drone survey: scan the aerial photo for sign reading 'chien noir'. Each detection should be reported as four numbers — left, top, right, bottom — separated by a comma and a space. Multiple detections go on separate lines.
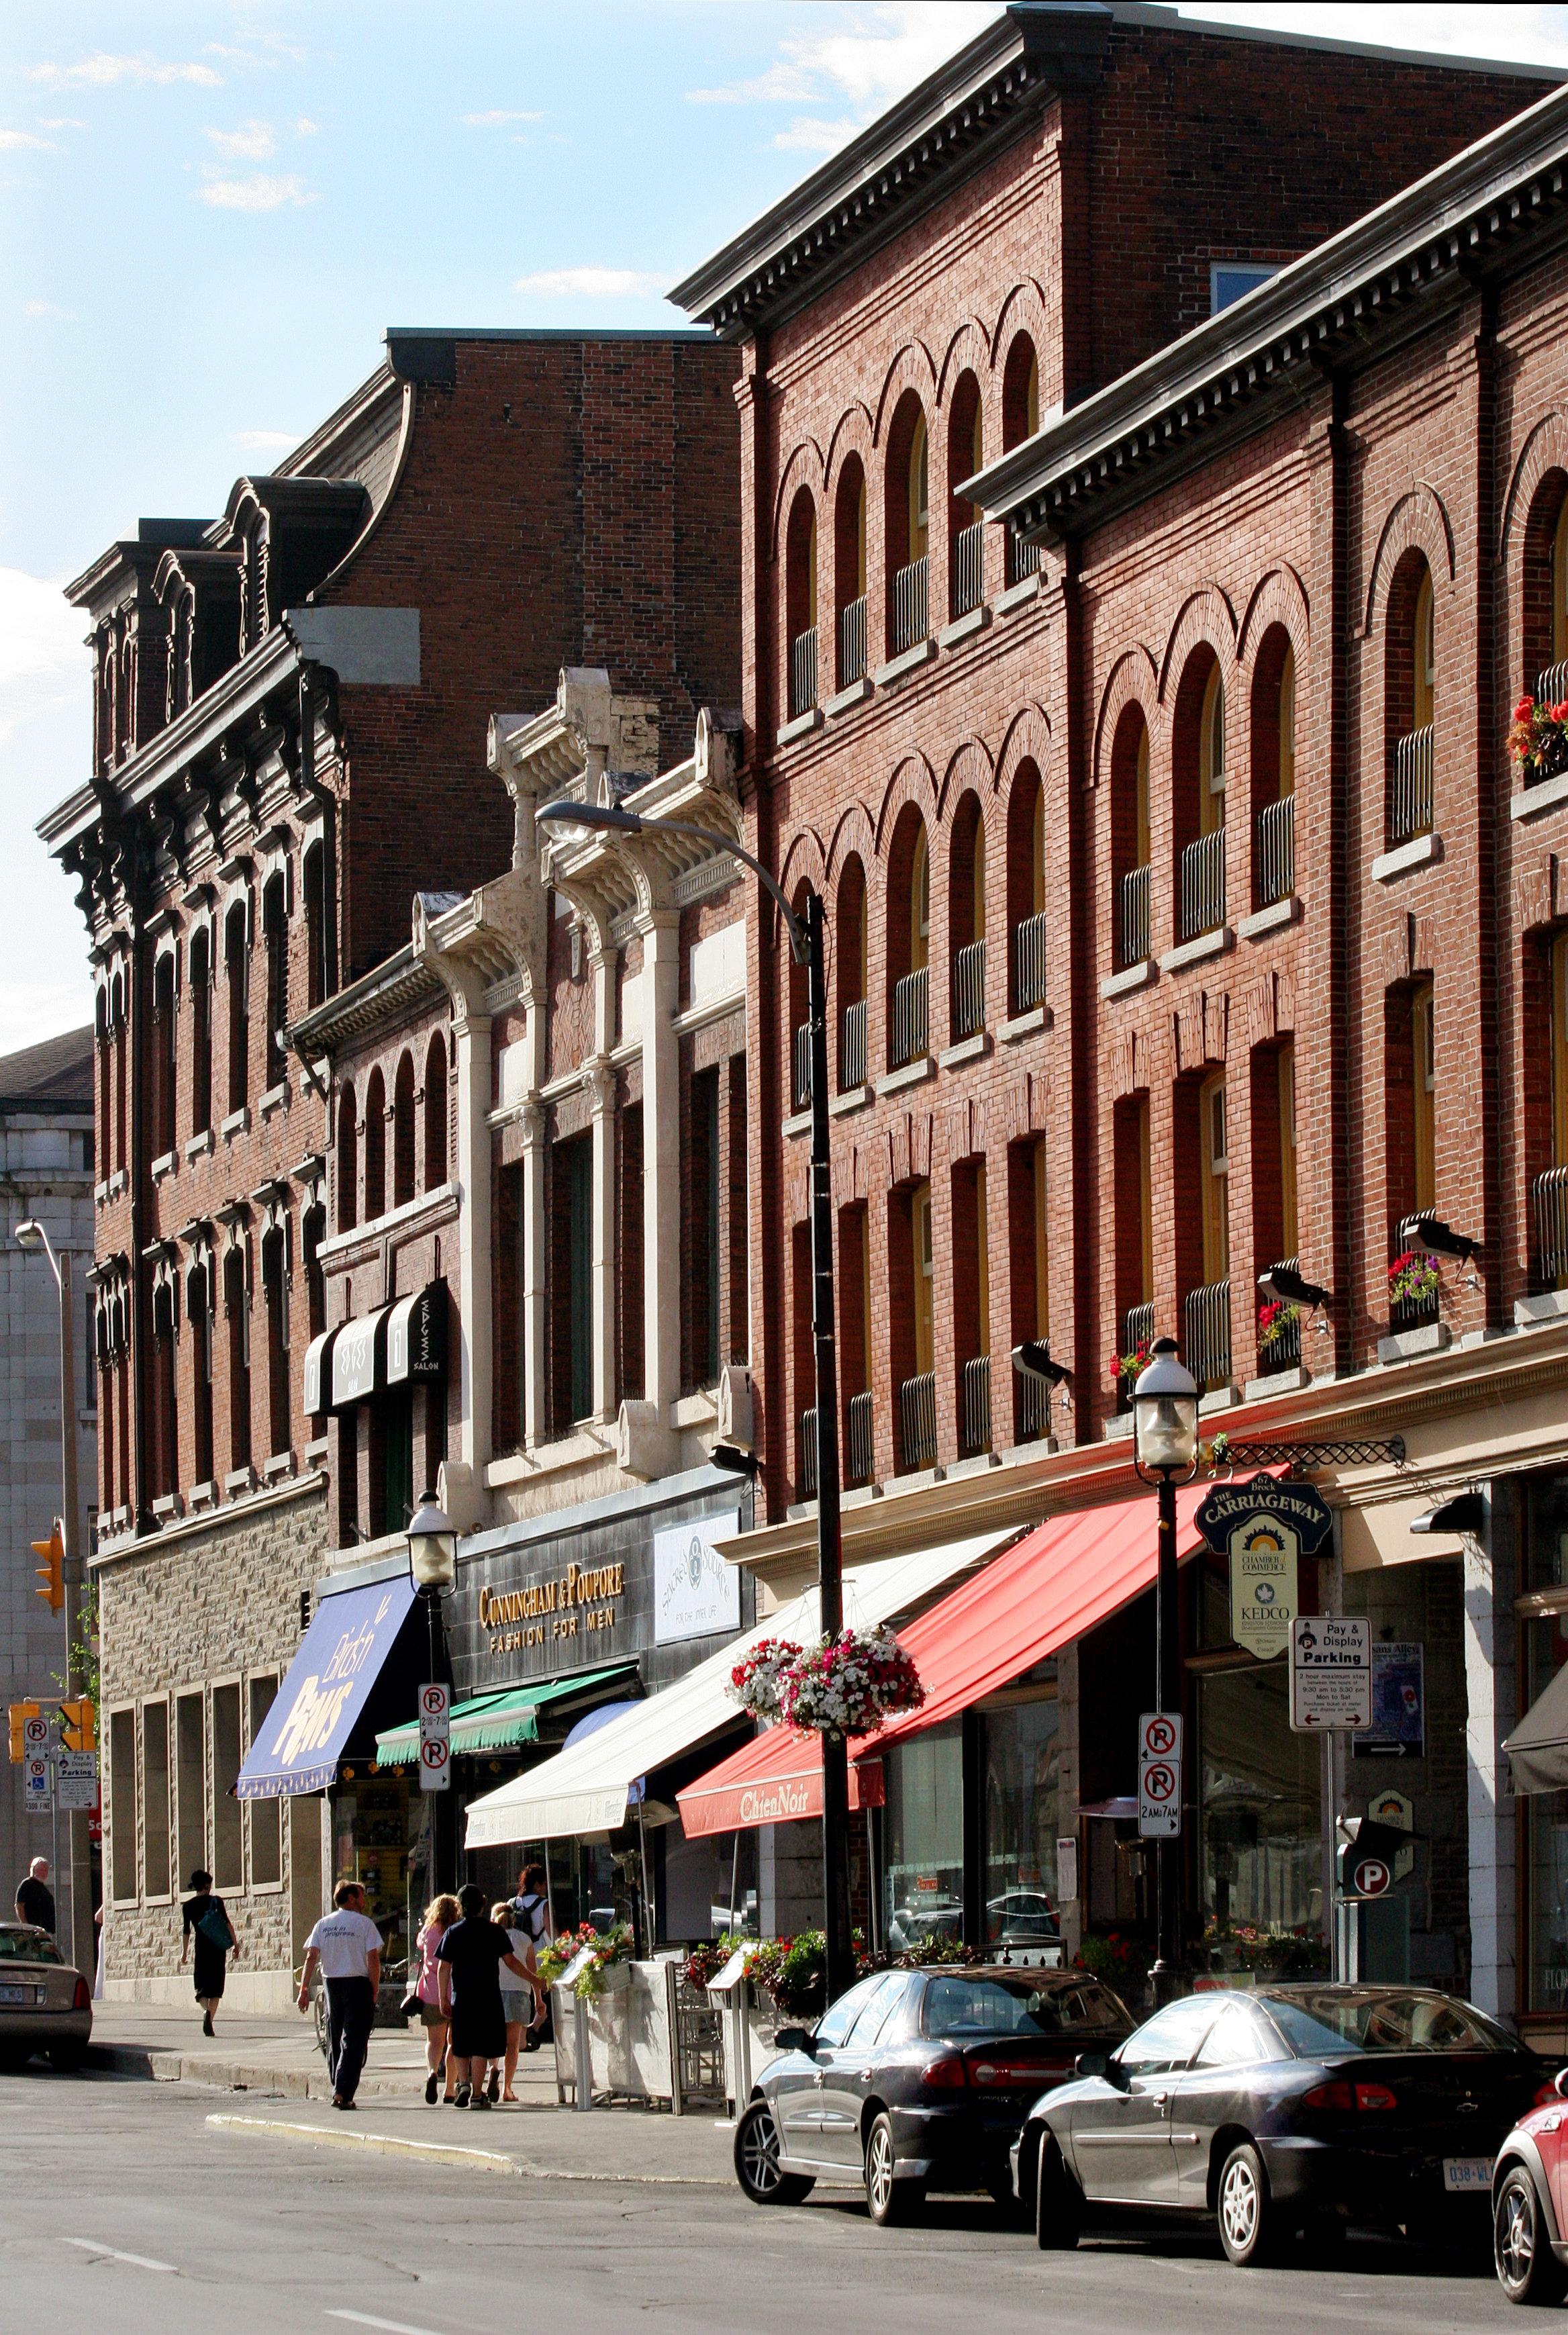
1193, 1472, 1334, 1662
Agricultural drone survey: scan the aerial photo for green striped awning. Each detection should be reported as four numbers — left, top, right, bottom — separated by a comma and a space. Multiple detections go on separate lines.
374, 1663, 638, 1768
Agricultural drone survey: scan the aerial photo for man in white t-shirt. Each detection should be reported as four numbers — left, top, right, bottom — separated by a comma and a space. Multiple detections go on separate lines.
299, 1879, 383, 2109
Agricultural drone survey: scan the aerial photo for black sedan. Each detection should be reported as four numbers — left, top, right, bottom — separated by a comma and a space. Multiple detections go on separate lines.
733, 1965, 1135, 2225
1014, 1983, 1553, 2265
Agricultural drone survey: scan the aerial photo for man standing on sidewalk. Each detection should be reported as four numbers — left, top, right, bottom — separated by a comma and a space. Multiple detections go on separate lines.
297, 1880, 382, 2110
15, 1858, 55, 1936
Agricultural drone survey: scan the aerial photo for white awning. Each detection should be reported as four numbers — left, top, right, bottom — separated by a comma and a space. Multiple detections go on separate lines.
461, 1524, 1016, 1850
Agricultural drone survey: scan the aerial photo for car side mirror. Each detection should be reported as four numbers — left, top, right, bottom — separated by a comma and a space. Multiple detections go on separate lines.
1075, 2049, 1110, 2081
773, 2026, 815, 2055
1555, 2066, 1568, 2101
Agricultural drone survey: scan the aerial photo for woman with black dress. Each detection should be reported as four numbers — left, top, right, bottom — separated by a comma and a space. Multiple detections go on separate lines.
179, 1867, 238, 2036
436, 1881, 540, 2107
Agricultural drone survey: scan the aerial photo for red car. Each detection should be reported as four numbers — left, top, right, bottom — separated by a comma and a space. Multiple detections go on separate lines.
1494, 2069, 1568, 2302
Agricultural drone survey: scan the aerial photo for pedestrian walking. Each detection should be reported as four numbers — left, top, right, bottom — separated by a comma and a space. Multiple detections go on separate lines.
14, 1857, 54, 1935
511, 1860, 552, 2050
492, 1900, 540, 2101
436, 1880, 540, 2109
297, 1879, 383, 2110
179, 1868, 237, 2036
415, 1891, 460, 2105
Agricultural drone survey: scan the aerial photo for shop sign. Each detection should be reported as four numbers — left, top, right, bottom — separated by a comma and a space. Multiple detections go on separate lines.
1137, 1711, 1183, 1839
387, 1283, 448, 1386
479, 1561, 626, 1656
653, 1514, 741, 1646
1353, 1642, 1425, 1760
1289, 1613, 1372, 1731
1195, 1474, 1333, 1661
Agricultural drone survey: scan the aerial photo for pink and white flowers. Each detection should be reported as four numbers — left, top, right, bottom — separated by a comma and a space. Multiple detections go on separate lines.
730, 1625, 925, 1738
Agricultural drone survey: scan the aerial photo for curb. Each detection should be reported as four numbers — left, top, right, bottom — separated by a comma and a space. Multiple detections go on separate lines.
206, 2111, 734, 2185
90, 2043, 329, 2097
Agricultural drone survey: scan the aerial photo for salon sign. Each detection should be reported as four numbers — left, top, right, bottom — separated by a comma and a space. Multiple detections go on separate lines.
1194, 1473, 1334, 1661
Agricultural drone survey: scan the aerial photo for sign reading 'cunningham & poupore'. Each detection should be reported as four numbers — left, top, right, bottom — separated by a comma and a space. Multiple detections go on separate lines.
479, 1562, 626, 1654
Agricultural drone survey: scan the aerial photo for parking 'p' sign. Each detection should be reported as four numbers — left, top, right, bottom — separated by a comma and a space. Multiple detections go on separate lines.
418, 1678, 450, 1794
1138, 1711, 1183, 1839
1354, 1857, 1391, 1899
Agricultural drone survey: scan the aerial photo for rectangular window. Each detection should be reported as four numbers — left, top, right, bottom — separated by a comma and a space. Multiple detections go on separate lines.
1278, 1043, 1298, 1257
109, 1707, 138, 1904
1033, 1136, 1048, 1339
982, 1678, 1059, 1948
883, 1720, 963, 1952
176, 1691, 205, 1892
1201, 1074, 1230, 1284
1413, 982, 1436, 1213
1553, 937, 1568, 1170
912, 1181, 934, 1376
248, 1676, 282, 1887
975, 1160, 990, 1358
142, 1701, 171, 1901
1198, 1660, 1322, 1945
211, 1682, 243, 1893
382, 1387, 413, 1539
1210, 261, 1277, 314
567, 1135, 593, 1422
1138, 1096, 1153, 1304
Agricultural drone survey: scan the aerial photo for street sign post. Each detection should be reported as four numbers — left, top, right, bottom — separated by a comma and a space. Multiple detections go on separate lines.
1289, 1613, 1373, 1731
22, 1714, 49, 1753
23, 1752, 52, 1814
418, 1680, 450, 1794
1137, 1711, 1183, 1838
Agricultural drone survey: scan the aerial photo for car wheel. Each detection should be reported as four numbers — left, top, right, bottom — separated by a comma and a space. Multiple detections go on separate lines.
865, 2112, 924, 2227
1495, 2165, 1568, 2305
1217, 2141, 1273, 2267
1036, 2139, 1081, 2252
48, 2042, 85, 2075
733, 2099, 814, 2207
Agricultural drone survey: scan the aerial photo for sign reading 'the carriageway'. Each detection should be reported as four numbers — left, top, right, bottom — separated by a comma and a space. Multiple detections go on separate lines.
1194, 1472, 1334, 1662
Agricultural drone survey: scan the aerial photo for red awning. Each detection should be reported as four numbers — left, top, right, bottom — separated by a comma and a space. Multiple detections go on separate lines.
677, 1733, 884, 1838
677, 1476, 1246, 1839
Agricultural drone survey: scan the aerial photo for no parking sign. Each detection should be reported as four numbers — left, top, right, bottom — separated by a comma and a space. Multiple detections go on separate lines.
1137, 1711, 1183, 1839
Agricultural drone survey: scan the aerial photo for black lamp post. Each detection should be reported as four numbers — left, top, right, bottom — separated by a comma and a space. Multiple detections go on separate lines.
535, 794, 855, 2003
1130, 1337, 1199, 2005
408, 1491, 458, 1895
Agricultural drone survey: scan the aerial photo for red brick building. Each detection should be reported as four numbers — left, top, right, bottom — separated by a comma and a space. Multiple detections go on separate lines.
671, 11, 1568, 2004
41, 327, 740, 1999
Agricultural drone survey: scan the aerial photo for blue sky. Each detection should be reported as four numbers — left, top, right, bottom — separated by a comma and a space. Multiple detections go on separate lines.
4, 1, 1567, 1053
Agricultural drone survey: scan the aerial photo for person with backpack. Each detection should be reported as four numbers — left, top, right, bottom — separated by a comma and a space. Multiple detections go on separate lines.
179, 1868, 238, 2037
511, 1862, 552, 2050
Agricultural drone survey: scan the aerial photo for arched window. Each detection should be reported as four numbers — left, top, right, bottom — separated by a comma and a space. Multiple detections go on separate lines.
364, 1067, 386, 1221
189, 925, 211, 1137
1002, 332, 1039, 450
424, 1031, 448, 1191
1175, 651, 1226, 942
110, 968, 128, 1174
1385, 551, 1435, 845
95, 987, 110, 1170
789, 881, 812, 1110
187, 1257, 213, 1488
949, 792, 987, 1040
302, 839, 328, 1010
224, 901, 248, 1112
262, 872, 287, 1090
785, 487, 818, 720
836, 856, 868, 1092
261, 1225, 289, 1461
224, 1244, 251, 1475
887, 807, 930, 1069
1110, 709, 1152, 971
153, 952, 177, 1159
1007, 759, 1047, 1013
1249, 628, 1296, 910
302, 1203, 327, 1349
885, 393, 929, 656
834, 457, 869, 687
393, 1052, 415, 1208
336, 1084, 358, 1233
947, 371, 984, 620
1555, 500, 1568, 676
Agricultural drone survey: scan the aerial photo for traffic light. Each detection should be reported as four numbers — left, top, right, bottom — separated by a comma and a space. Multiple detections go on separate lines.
32, 1523, 63, 1613
7, 1704, 39, 1764
58, 1699, 95, 1755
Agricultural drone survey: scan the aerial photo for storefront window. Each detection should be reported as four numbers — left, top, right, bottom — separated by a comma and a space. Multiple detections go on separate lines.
883, 1721, 962, 1951
1524, 1478, 1568, 2017
982, 1674, 1060, 1950
333, 1771, 418, 1973
1198, 1663, 1323, 1964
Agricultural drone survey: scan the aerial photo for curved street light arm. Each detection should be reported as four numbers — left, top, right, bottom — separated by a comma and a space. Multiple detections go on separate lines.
534, 797, 809, 963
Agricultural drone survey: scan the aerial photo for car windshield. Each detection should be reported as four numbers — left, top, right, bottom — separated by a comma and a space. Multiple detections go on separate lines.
0, 1930, 62, 1964
924, 1974, 1128, 2039
1260, 1988, 1518, 2056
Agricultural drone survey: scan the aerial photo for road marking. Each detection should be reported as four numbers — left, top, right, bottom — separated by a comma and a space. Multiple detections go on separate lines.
327, 2314, 444, 2335
64, 2237, 175, 2272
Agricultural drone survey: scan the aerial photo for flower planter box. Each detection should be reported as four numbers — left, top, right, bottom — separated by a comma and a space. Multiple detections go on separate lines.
716, 1993, 792, 2113
550, 1961, 675, 2108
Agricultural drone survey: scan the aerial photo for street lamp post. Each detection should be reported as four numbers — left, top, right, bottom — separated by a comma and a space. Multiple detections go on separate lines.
408, 1492, 458, 1896
1131, 1336, 1199, 2007
15, 1218, 91, 1974
534, 793, 855, 2001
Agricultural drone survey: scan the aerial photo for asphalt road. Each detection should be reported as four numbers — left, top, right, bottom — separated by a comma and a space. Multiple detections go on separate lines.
0, 2066, 1521, 2334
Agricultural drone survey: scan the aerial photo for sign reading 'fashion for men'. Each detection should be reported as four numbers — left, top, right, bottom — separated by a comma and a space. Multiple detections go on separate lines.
1194, 1472, 1334, 1662
652, 1513, 742, 1646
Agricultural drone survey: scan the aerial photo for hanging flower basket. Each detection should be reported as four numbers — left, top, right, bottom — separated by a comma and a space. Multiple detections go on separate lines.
1387, 1250, 1440, 1309
1509, 695, 1568, 788
1108, 1337, 1151, 1391
780, 1627, 926, 1738
728, 1637, 804, 1723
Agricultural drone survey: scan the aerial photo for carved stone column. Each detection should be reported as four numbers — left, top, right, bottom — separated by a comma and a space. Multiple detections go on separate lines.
520, 1100, 547, 1451
586, 1058, 618, 1424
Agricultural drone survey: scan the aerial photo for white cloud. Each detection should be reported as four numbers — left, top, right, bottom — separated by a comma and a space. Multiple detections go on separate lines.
204, 119, 276, 160
29, 52, 223, 89
21, 300, 73, 319
233, 428, 302, 452
295, 115, 319, 136
0, 128, 54, 150
0, 980, 96, 1057
38, 117, 86, 131
199, 171, 314, 212
775, 115, 863, 154
462, 108, 544, 126
513, 265, 669, 299
687, 4, 995, 116
0, 568, 88, 753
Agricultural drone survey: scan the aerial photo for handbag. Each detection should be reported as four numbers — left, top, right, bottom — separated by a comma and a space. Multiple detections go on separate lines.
399, 1987, 422, 2020
196, 1901, 232, 1951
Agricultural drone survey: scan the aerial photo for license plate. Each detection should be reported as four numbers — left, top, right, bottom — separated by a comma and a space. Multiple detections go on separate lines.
0, 1985, 26, 2005
1442, 2156, 1494, 2191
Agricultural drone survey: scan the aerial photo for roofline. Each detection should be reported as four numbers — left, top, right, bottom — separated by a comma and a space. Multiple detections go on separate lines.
671, 0, 1562, 338
384, 326, 719, 343
970, 73, 1568, 536
278, 360, 399, 482
287, 941, 443, 1057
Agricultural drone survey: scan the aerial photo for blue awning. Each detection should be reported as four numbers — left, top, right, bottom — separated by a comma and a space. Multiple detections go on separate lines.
236, 1575, 418, 1799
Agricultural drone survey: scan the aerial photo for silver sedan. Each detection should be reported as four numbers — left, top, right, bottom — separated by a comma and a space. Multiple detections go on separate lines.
0, 1923, 93, 2072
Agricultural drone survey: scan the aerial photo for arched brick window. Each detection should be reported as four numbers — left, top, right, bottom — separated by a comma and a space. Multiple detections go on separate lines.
835, 855, 868, 1092
336, 1083, 357, 1233
364, 1067, 386, 1221
393, 1052, 415, 1208
886, 805, 930, 1069
1006, 758, 1046, 1013
1172, 649, 1226, 943
1384, 550, 1435, 846
424, 1031, 448, 1191
785, 486, 818, 719
946, 370, 983, 620
834, 456, 868, 688
885, 391, 928, 657
1110, 707, 1151, 971
948, 790, 987, 1041
1248, 624, 1296, 910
